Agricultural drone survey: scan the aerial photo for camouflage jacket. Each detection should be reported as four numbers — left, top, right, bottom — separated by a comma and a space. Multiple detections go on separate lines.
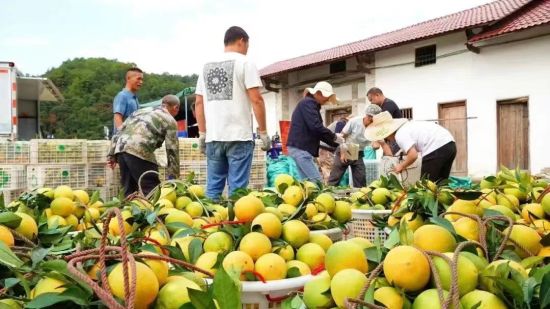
109, 107, 180, 178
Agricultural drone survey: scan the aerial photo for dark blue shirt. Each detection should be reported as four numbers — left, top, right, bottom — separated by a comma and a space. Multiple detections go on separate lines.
287, 96, 338, 157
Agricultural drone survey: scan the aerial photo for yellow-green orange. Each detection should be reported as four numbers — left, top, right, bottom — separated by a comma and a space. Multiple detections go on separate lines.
496, 194, 520, 211
296, 243, 325, 270
432, 253, 479, 296
142, 252, 169, 285
347, 237, 374, 250
480, 260, 528, 295
453, 217, 479, 240
15, 212, 38, 239
282, 185, 304, 206
184, 201, 203, 217
50, 197, 76, 217
254, 253, 287, 281
383, 246, 430, 292
73, 189, 90, 204
412, 289, 450, 309
303, 271, 335, 309
160, 187, 177, 204
31, 277, 66, 298
503, 224, 542, 258
315, 193, 335, 213
108, 262, 159, 309
325, 241, 368, 277
203, 232, 233, 253
460, 290, 507, 309
54, 185, 74, 200
251, 213, 282, 239
330, 269, 367, 308
413, 224, 457, 253
400, 212, 424, 231
308, 233, 333, 251
222, 251, 254, 280
333, 201, 352, 223
274, 244, 295, 261
239, 232, 271, 261
194, 252, 219, 278
187, 185, 205, 198
286, 260, 311, 277
175, 196, 192, 210
445, 200, 482, 221
372, 188, 391, 205
521, 203, 544, 223
234, 195, 264, 221
274, 174, 294, 193
0, 225, 14, 247
488, 205, 516, 221
374, 287, 405, 309
47, 215, 67, 228
278, 203, 297, 217
282, 220, 310, 248
164, 210, 194, 232
155, 276, 201, 309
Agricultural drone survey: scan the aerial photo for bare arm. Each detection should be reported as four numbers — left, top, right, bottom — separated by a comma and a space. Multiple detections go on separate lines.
247, 87, 266, 132
114, 113, 124, 129
395, 146, 419, 173
195, 95, 206, 133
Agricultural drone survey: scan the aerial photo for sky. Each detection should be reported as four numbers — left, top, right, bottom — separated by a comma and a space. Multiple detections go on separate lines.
1, 0, 492, 76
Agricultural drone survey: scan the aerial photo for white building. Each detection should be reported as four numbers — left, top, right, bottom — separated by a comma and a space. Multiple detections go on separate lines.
259, 0, 550, 177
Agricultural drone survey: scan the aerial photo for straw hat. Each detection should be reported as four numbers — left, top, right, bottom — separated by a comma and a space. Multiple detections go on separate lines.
364, 111, 408, 141
305, 81, 339, 103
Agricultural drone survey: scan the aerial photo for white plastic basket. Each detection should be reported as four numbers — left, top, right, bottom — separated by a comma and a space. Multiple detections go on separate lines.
86, 140, 111, 163
179, 138, 204, 161
1, 189, 25, 205
207, 275, 312, 309
310, 227, 344, 242
30, 139, 87, 164
0, 141, 30, 164
249, 161, 266, 191
364, 159, 380, 185
349, 209, 392, 242
87, 164, 119, 188
27, 164, 88, 190
379, 155, 421, 188
0, 165, 26, 190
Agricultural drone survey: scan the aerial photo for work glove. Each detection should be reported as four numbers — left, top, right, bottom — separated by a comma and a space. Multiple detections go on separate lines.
198, 132, 206, 155
259, 130, 270, 151
334, 133, 345, 144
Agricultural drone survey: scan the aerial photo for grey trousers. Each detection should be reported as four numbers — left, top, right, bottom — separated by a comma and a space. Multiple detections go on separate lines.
328, 149, 366, 187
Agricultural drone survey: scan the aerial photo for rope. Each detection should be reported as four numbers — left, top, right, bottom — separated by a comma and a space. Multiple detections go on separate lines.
64, 207, 214, 309
440, 212, 489, 260
8, 227, 37, 248
345, 262, 385, 309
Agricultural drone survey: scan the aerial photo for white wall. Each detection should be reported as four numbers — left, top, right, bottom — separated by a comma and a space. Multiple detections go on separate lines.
374, 30, 550, 176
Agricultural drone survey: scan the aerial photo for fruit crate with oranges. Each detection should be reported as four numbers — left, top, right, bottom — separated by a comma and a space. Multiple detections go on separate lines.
87, 140, 111, 163
179, 138, 204, 161
87, 164, 119, 188
1, 188, 25, 204
27, 164, 88, 190
0, 141, 30, 164
30, 139, 87, 164
0, 165, 27, 190
349, 209, 392, 242
253, 140, 267, 162
180, 160, 207, 184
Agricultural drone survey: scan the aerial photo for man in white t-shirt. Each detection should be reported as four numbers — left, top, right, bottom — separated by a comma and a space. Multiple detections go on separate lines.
195, 26, 270, 200
328, 104, 382, 187
364, 111, 456, 182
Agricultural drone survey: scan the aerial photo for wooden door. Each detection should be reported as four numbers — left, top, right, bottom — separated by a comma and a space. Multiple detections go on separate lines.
438, 102, 468, 176
497, 98, 529, 170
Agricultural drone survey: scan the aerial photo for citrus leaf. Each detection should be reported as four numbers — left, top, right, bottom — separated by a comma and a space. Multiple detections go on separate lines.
452, 191, 482, 200
0, 242, 24, 268
25, 286, 90, 308
189, 238, 203, 264
213, 267, 241, 309
541, 271, 550, 309
383, 228, 400, 249
287, 267, 302, 278
429, 217, 456, 234
520, 256, 545, 270
0, 212, 22, 228
188, 288, 216, 309
398, 220, 413, 246
31, 247, 50, 268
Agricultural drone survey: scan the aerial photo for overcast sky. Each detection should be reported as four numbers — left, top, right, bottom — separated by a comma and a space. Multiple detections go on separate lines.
1, 0, 491, 76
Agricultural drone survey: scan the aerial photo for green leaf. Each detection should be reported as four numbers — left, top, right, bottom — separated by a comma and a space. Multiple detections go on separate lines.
25, 286, 90, 308
521, 277, 537, 308
398, 220, 413, 246
287, 267, 302, 278
428, 217, 456, 234
90, 190, 99, 204
3, 277, 20, 289
491, 277, 524, 303
541, 271, 550, 309
165, 222, 191, 232
366, 247, 383, 263
452, 191, 482, 200
189, 238, 204, 264
0, 241, 24, 268
520, 256, 545, 270
0, 212, 22, 228
31, 247, 50, 268
383, 228, 400, 249
188, 288, 216, 309
213, 267, 241, 309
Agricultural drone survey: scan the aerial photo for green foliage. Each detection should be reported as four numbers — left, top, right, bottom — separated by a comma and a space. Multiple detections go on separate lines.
41, 57, 197, 139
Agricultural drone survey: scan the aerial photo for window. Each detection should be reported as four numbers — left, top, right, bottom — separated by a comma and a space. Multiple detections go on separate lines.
415, 45, 436, 67
330, 60, 347, 74
401, 108, 413, 119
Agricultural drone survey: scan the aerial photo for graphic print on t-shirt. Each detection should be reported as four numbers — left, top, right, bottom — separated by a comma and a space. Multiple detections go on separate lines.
204, 60, 235, 101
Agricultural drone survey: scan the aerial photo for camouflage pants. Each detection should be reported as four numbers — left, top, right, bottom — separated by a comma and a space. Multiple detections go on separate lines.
317, 148, 335, 184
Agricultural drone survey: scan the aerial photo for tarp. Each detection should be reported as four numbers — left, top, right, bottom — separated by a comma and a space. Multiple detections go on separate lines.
139, 87, 195, 108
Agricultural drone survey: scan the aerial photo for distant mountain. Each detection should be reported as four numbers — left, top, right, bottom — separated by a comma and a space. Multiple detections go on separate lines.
41, 57, 197, 139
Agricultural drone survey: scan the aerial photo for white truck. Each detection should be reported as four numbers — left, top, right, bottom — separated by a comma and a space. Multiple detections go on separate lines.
0, 61, 63, 140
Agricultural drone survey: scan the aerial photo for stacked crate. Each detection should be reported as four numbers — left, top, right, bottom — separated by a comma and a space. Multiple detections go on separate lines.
250, 140, 267, 190
27, 139, 88, 191
86, 140, 120, 201
0, 141, 30, 204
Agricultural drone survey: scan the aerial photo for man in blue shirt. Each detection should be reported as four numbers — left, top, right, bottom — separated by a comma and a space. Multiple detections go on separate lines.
113, 67, 143, 133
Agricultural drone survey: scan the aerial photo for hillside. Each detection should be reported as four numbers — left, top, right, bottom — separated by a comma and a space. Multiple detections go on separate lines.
41, 57, 197, 139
